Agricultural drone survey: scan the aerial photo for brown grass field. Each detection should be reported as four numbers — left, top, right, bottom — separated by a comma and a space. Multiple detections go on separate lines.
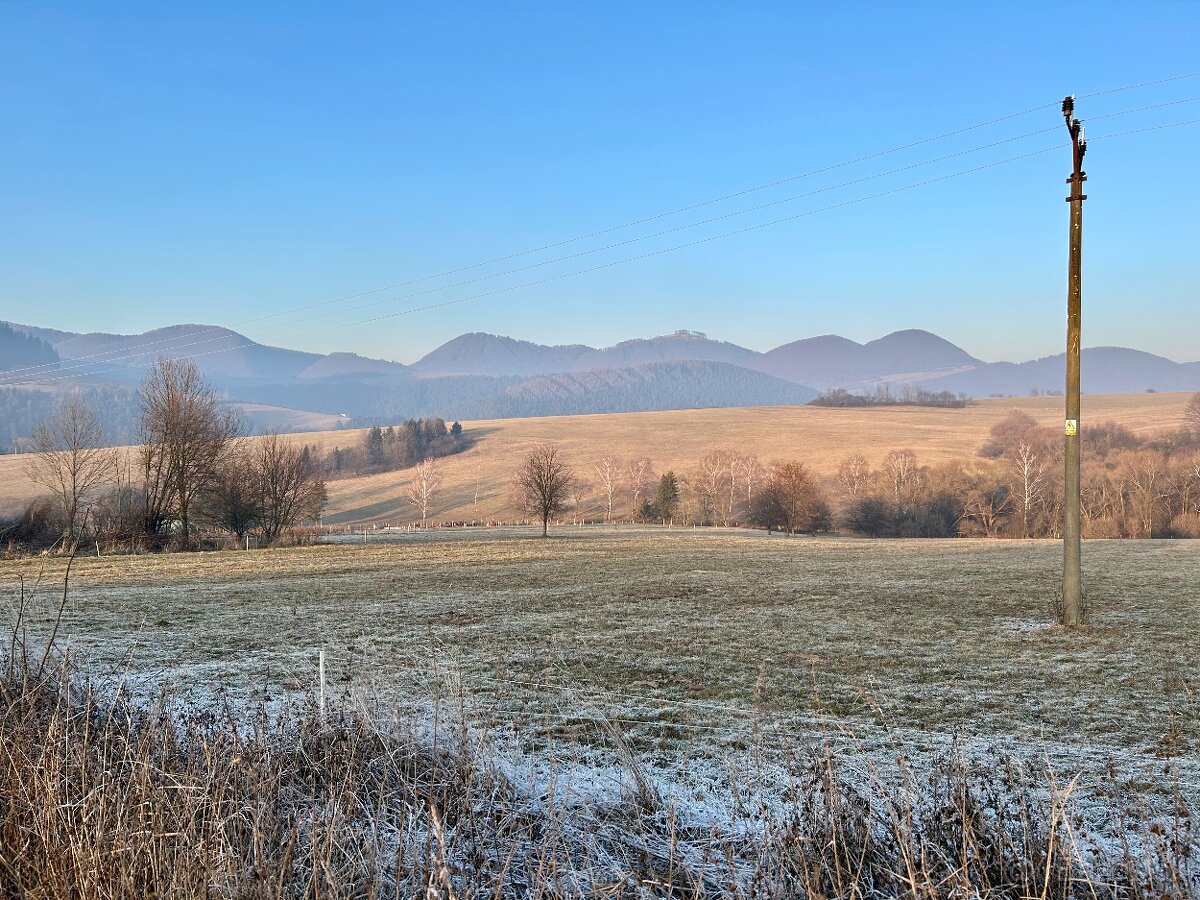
0, 391, 1192, 524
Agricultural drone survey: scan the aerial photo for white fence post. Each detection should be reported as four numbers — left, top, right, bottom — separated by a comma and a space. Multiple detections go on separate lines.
318, 650, 326, 721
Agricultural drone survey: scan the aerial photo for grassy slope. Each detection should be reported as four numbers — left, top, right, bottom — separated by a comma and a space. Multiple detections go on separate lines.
0, 392, 1191, 523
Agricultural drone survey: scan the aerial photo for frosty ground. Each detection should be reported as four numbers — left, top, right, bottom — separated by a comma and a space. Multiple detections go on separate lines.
7, 528, 1197, 783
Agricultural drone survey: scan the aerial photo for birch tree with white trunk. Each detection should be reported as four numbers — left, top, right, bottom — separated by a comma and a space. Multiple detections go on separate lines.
407, 458, 442, 526
593, 454, 621, 523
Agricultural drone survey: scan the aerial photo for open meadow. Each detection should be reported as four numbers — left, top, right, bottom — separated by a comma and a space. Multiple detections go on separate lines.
7, 527, 1197, 776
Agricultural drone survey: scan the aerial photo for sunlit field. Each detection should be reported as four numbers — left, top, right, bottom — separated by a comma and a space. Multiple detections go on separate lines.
0, 392, 1192, 527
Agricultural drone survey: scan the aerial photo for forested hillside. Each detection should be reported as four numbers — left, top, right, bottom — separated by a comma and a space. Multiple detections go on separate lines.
0, 323, 58, 371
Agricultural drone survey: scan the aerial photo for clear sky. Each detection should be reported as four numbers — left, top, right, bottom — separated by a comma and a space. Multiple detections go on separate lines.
1, 2, 1197, 365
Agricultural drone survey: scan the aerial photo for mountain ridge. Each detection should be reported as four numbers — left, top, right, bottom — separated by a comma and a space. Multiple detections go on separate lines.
1, 320, 1197, 450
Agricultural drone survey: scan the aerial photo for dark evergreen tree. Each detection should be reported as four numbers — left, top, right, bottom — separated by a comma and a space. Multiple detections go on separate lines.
654, 472, 679, 520
364, 425, 385, 468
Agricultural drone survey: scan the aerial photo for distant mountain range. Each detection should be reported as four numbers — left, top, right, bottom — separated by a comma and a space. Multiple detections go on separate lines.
0, 320, 1197, 447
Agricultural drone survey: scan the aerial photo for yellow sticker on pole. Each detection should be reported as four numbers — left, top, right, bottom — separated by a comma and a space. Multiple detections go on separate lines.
1065, 419, 1078, 436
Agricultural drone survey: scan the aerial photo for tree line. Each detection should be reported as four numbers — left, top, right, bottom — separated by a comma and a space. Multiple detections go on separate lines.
510, 392, 1200, 539
826, 399, 1200, 539
507, 446, 827, 535
11, 377, 1199, 545
0, 385, 141, 452
310, 418, 465, 479
810, 385, 968, 409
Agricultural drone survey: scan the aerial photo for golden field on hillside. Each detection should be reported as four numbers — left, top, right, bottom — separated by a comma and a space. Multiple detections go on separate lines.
0, 392, 1192, 524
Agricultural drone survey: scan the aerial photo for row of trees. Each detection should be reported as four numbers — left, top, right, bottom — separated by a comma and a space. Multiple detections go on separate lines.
511, 445, 830, 536
512, 393, 1200, 539
357, 419, 464, 473
15, 359, 328, 550
561, 451, 767, 527
810, 386, 968, 408
290, 419, 465, 480
830, 403, 1200, 539
16, 382, 1200, 544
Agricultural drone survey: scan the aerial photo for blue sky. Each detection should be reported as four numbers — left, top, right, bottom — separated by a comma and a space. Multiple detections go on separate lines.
1, 2, 1197, 364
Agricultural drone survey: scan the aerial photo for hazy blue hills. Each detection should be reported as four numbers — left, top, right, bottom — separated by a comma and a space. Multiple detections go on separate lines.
49, 325, 323, 383
754, 330, 982, 389
454, 360, 817, 419
1, 319, 1197, 449
924, 347, 1200, 397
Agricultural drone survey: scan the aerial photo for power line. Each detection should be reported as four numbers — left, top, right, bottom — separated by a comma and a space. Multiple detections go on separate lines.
4, 72, 1198, 382
4, 115, 1062, 381
15, 122, 1073, 385
5, 97, 1197, 388
1080, 69, 1200, 97
0, 144, 1070, 387
265, 95, 1200, 330
6, 116, 1198, 389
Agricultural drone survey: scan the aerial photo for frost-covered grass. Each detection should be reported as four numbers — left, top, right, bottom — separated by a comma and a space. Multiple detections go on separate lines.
4, 529, 1199, 895
3, 641, 1197, 898
5, 530, 1198, 769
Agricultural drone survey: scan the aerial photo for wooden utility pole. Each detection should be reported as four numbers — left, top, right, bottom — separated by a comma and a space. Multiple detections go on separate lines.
1062, 96, 1087, 626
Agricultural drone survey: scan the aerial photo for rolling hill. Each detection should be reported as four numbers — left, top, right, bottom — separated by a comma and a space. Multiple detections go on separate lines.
50, 325, 323, 383
408, 333, 591, 377
0, 323, 58, 372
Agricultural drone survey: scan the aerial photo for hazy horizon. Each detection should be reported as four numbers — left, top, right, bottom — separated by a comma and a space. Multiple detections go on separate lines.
8, 315, 1200, 369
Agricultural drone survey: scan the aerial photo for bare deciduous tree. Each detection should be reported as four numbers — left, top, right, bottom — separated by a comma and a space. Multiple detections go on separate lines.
726, 453, 744, 523
1185, 392, 1200, 438
592, 454, 621, 523
514, 443, 575, 537
1120, 450, 1170, 538
571, 479, 592, 524
698, 450, 727, 525
625, 457, 655, 517
881, 449, 924, 513
757, 461, 825, 535
407, 458, 442, 527
258, 433, 327, 541
24, 393, 110, 546
138, 358, 240, 547
202, 444, 261, 544
1009, 442, 1048, 538
1174, 453, 1200, 521
742, 454, 763, 505
471, 458, 484, 517
958, 468, 1012, 538
836, 454, 871, 501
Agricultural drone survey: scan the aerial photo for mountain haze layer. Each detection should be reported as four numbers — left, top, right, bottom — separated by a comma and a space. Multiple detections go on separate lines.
1, 320, 1197, 450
